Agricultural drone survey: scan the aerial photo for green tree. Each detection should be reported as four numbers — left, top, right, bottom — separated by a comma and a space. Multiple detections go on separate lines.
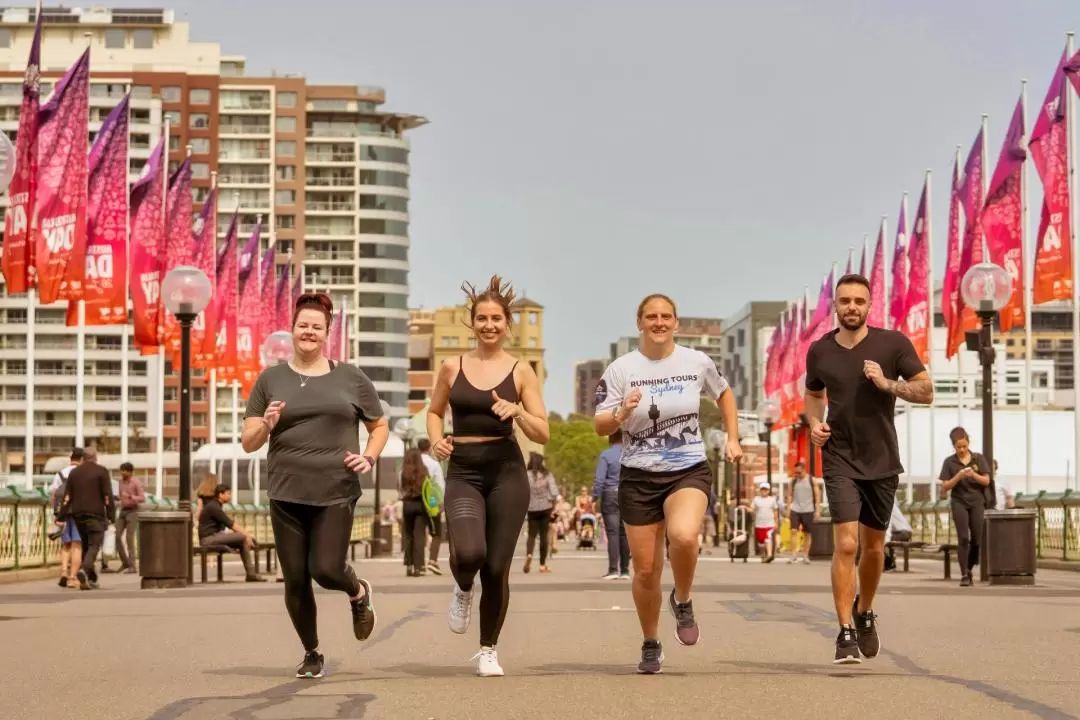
548, 411, 564, 424
544, 419, 608, 495
699, 396, 723, 433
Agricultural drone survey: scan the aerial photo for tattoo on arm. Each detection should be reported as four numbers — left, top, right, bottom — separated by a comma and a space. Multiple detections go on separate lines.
891, 377, 933, 404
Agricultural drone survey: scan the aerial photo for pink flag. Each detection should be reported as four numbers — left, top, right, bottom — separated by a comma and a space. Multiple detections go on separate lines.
1, 6, 41, 294
275, 260, 292, 332
130, 138, 167, 353
235, 223, 263, 394
191, 187, 218, 367
33, 47, 89, 304
859, 244, 867, 278
1030, 48, 1073, 305
845, 250, 853, 276
867, 224, 886, 328
163, 158, 193, 357
214, 213, 239, 382
258, 243, 277, 345
942, 155, 963, 359
982, 95, 1026, 332
904, 179, 931, 364
1066, 48, 1080, 95
805, 269, 834, 334
326, 308, 344, 361
888, 200, 908, 331
66, 93, 128, 327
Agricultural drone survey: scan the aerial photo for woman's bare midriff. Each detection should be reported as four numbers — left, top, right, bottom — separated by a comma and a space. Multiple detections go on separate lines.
453, 435, 508, 444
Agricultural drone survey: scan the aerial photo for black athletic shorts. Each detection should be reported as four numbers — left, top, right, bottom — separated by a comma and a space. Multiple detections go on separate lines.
790, 511, 815, 533
823, 475, 899, 531
618, 462, 712, 526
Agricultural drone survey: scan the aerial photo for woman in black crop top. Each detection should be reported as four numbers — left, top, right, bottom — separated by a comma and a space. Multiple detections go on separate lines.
427, 275, 550, 677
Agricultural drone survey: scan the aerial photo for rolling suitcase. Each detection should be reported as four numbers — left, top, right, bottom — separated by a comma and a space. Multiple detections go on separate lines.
728, 506, 750, 562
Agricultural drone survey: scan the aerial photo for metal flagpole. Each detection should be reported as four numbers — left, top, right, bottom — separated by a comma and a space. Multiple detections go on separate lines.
206, 171, 218, 482
926, 169, 938, 502
154, 116, 170, 498
25, 287, 35, 488
1021, 79, 1033, 494
1067, 32, 1079, 493
955, 144, 965, 431
120, 84, 132, 459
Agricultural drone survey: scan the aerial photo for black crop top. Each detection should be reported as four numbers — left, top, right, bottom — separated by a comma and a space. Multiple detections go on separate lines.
449, 357, 519, 438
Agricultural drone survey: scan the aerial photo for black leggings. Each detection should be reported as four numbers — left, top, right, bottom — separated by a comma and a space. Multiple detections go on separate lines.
526, 510, 552, 565
445, 438, 529, 647
402, 498, 430, 569
270, 498, 361, 652
952, 502, 985, 577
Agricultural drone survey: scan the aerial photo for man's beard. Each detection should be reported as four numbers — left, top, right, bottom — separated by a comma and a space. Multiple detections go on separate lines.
839, 313, 866, 330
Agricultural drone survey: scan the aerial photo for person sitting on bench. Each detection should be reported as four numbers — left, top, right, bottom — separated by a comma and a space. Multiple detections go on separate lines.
884, 500, 913, 571
198, 484, 265, 582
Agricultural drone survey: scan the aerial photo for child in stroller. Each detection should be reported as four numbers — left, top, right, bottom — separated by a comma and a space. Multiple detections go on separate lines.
577, 512, 598, 549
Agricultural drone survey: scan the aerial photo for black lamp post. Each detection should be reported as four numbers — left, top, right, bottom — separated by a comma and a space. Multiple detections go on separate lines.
162, 265, 212, 586
369, 400, 393, 557
960, 261, 1013, 506
759, 399, 780, 492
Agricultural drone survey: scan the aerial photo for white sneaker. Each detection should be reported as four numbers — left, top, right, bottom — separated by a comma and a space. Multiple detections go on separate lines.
448, 583, 473, 634
472, 646, 504, 677
602, 572, 619, 579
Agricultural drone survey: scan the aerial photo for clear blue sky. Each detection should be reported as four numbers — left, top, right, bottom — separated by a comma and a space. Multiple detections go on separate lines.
113, 0, 1079, 413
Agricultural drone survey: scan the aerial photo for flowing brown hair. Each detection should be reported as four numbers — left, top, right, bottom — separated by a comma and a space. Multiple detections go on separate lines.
399, 449, 428, 497
461, 274, 516, 328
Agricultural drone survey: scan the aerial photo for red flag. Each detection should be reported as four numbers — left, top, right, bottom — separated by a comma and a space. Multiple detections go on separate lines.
1030, 48, 1073, 305
868, 224, 886, 328
191, 187, 217, 367
904, 179, 931, 364
275, 259, 292, 333
235, 225, 266, 394
763, 323, 782, 397
1, 7, 41, 294
163, 159, 193, 358
213, 213, 239, 382
888, 200, 907, 331
258, 243, 277, 345
66, 94, 129, 327
942, 154, 963, 359
129, 138, 167, 353
34, 48, 90, 304
982, 95, 1026, 332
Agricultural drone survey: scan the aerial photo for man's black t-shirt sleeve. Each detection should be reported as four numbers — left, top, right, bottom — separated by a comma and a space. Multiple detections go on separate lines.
805, 341, 825, 393
895, 334, 926, 379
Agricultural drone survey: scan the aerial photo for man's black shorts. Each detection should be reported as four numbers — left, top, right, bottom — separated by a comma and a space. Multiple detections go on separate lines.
790, 511, 815, 533
823, 475, 899, 531
618, 462, 712, 526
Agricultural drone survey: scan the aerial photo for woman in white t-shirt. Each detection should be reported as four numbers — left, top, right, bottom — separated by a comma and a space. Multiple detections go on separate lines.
594, 293, 743, 674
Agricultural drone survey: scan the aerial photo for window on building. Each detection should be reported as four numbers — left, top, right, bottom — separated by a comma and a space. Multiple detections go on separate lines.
0, 29, 13, 48
131, 85, 153, 100
190, 138, 210, 154
276, 165, 296, 181
276, 140, 296, 157
528, 312, 538, 325
160, 86, 182, 103
276, 214, 295, 229
275, 189, 296, 205
189, 88, 211, 105
132, 29, 154, 49
192, 163, 210, 179
277, 91, 297, 108
163, 412, 178, 426
104, 29, 125, 49
276, 116, 297, 133
163, 110, 182, 126
189, 113, 209, 129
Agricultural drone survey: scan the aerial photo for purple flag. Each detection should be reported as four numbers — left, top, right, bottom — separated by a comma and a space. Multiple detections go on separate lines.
888, 201, 907, 331
1066, 49, 1080, 95
982, 95, 1026, 332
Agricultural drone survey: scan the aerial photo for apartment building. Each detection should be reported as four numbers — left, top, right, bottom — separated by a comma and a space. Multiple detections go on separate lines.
573, 359, 606, 416
407, 308, 435, 414
720, 300, 787, 412
0, 6, 424, 472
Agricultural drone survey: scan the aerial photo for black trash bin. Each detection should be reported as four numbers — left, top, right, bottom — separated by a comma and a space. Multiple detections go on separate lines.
809, 518, 834, 559
138, 510, 192, 589
369, 519, 394, 558
981, 509, 1037, 585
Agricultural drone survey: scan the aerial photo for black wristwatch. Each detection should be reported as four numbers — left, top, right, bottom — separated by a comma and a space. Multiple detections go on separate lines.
364, 455, 376, 468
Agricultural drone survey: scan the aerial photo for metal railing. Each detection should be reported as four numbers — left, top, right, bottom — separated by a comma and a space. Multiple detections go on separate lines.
898, 490, 1079, 561
0, 487, 384, 572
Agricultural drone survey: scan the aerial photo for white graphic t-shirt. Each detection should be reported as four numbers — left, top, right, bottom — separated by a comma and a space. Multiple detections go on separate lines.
594, 345, 729, 472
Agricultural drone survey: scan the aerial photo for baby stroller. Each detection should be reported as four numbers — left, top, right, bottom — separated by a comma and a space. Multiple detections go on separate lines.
577, 512, 598, 550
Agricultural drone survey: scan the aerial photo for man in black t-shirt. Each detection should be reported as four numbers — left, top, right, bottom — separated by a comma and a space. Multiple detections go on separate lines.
804, 274, 933, 665
198, 485, 264, 582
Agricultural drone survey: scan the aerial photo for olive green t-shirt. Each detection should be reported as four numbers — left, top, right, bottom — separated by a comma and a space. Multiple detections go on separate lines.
244, 362, 384, 506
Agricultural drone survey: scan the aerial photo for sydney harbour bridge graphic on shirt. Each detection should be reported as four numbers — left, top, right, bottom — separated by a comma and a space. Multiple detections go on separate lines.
624, 395, 701, 462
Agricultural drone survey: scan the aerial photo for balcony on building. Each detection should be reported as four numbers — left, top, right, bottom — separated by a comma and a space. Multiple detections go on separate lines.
219, 89, 271, 113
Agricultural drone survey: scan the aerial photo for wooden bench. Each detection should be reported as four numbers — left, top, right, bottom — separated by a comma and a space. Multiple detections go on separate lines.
193, 544, 237, 584
255, 543, 276, 574
885, 540, 924, 572
349, 538, 373, 561
920, 543, 960, 579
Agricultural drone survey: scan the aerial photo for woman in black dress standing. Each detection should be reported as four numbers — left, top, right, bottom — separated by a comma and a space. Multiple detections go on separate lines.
938, 427, 992, 587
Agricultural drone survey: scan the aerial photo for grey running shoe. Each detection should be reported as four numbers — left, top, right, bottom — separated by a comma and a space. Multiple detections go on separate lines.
296, 650, 324, 679
637, 639, 664, 674
668, 590, 700, 646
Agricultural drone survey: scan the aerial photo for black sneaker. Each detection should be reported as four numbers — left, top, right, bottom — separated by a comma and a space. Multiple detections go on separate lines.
852, 595, 880, 659
58, 576, 67, 588
834, 625, 861, 664
350, 576, 376, 641
637, 639, 664, 674
960, 574, 973, 587
295, 650, 324, 679
667, 590, 700, 646
76, 569, 90, 591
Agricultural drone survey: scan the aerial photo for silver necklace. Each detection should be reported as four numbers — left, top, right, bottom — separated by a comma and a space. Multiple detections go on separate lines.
299, 374, 310, 388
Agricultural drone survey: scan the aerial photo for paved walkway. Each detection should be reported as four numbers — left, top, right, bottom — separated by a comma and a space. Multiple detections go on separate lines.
2, 543, 1079, 720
